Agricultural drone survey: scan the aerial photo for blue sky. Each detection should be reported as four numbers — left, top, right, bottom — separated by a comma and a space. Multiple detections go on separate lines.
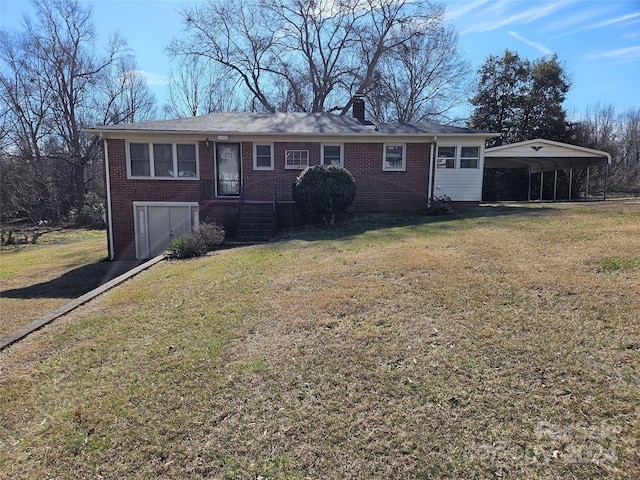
1, 0, 639, 120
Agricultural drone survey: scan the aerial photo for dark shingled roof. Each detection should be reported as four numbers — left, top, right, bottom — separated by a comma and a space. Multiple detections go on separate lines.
85, 112, 495, 137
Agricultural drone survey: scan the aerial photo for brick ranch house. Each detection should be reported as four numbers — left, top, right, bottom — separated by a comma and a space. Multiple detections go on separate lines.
85, 100, 496, 260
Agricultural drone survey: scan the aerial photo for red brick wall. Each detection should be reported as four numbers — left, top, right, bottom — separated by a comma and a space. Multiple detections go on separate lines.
242, 141, 321, 202
241, 141, 431, 210
106, 139, 205, 259
105, 138, 432, 258
347, 142, 430, 211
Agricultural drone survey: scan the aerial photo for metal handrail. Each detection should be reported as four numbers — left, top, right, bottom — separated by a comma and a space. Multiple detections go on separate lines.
237, 181, 245, 216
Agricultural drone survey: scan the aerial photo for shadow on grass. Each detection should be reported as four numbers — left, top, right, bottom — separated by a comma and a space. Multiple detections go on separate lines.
1, 259, 145, 300
280, 203, 560, 242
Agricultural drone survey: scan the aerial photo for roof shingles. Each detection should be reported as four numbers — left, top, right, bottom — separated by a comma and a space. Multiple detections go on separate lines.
86, 112, 494, 137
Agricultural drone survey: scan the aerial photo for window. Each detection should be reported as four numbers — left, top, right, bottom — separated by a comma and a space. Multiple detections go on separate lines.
153, 144, 173, 177
460, 146, 479, 169
322, 144, 343, 166
177, 144, 197, 176
285, 150, 309, 169
130, 143, 150, 176
128, 142, 198, 178
437, 146, 456, 169
254, 143, 273, 170
383, 144, 406, 171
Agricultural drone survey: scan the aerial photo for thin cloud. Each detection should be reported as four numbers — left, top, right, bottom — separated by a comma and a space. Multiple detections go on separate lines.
463, 2, 566, 33
545, 6, 610, 33
508, 31, 553, 55
556, 11, 640, 37
583, 12, 640, 30
139, 71, 170, 86
445, 0, 490, 21
585, 46, 640, 61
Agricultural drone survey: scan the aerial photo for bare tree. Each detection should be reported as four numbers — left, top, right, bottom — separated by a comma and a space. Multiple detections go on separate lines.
0, 0, 155, 223
619, 108, 640, 184
367, 24, 470, 123
164, 55, 240, 118
573, 104, 640, 191
0, 28, 50, 161
169, 0, 447, 116
99, 55, 157, 125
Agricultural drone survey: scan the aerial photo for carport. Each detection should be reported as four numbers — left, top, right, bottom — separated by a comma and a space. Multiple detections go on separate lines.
484, 139, 611, 201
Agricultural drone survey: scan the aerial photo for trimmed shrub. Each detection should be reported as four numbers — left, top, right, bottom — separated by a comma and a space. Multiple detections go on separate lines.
292, 165, 356, 224
168, 222, 226, 259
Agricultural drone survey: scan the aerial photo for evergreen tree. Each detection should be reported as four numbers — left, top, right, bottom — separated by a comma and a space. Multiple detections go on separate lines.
469, 50, 570, 147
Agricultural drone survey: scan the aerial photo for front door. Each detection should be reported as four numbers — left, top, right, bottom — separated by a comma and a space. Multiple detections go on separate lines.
216, 143, 241, 196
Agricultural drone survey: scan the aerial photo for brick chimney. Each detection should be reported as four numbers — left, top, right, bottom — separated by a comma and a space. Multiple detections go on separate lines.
352, 94, 365, 122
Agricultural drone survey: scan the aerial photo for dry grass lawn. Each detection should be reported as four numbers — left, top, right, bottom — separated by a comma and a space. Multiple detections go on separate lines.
0, 229, 138, 337
0, 202, 638, 479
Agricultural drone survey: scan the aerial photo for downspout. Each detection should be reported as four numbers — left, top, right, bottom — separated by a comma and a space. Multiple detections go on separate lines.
428, 136, 438, 206
427, 141, 434, 206
103, 138, 115, 260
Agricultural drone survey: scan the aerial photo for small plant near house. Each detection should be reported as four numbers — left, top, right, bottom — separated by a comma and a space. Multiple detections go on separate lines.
168, 222, 226, 259
292, 165, 356, 224
426, 195, 454, 215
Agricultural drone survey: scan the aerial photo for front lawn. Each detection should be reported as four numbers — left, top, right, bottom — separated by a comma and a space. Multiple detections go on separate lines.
0, 229, 107, 337
1, 202, 638, 478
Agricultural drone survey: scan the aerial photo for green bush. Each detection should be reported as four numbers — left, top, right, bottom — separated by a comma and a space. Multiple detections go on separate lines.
292, 165, 356, 224
168, 222, 226, 259
168, 236, 201, 259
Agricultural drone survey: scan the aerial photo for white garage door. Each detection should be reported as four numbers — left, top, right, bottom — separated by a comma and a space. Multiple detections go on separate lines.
134, 203, 199, 259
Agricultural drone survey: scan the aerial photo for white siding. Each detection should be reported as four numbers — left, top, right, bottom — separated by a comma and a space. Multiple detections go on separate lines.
432, 143, 485, 202
433, 169, 484, 201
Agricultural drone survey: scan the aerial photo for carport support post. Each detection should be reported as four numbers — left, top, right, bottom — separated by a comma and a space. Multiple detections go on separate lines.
568, 168, 573, 200
586, 166, 590, 198
603, 162, 609, 201
528, 169, 532, 202
540, 171, 544, 201
553, 169, 558, 201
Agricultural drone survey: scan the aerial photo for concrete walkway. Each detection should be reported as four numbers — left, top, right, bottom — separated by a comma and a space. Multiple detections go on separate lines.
0, 255, 165, 351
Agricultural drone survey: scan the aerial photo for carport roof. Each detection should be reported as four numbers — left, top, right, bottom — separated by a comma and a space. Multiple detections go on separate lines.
484, 139, 611, 173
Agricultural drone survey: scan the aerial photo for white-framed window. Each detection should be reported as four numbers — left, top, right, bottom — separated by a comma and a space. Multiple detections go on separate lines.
437, 146, 456, 169
321, 144, 343, 167
128, 142, 198, 178
460, 146, 480, 169
285, 150, 309, 169
383, 144, 406, 171
253, 143, 273, 170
